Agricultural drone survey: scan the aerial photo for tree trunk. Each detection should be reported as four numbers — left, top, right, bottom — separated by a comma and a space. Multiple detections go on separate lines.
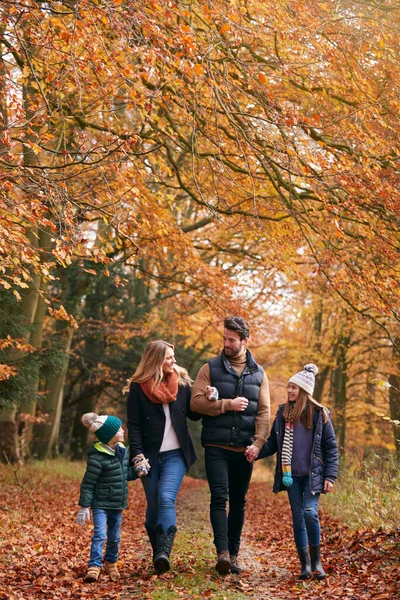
69, 391, 98, 460
31, 325, 74, 459
314, 365, 330, 404
0, 407, 20, 464
389, 338, 400, 460
17, 292, 47, 459
332, 333, 350, 457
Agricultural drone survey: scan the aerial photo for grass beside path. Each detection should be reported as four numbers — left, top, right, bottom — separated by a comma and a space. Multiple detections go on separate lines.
0, 460, 399, 600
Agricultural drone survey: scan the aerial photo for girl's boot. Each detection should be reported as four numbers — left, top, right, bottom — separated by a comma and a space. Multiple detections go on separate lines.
297, 547, 312, 579
309, 544, 326, 579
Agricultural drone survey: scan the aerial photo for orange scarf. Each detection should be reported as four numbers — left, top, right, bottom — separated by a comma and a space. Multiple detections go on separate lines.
140, 371, 179, 404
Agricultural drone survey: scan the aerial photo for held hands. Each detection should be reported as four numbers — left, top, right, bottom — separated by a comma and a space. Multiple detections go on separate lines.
205, 386, 219, 401
244, 444, 260, 463
132, 453, 151, 477
324, 480, 334, 493
231, 396, 249, 412
76, 507, 91, 526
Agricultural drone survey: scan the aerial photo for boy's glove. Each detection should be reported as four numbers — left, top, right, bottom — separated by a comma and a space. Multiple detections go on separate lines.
206, 386, 219, 401
132, 454, 151, 477
76, 507, 91, 526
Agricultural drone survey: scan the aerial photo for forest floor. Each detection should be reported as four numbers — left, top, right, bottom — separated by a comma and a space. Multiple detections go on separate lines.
0, 461, 399, 600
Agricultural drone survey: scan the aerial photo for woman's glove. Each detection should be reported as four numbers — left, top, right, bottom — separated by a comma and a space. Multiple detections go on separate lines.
76, 507, 91, 526
206, 386, 219, 401
132, 454, 151, 477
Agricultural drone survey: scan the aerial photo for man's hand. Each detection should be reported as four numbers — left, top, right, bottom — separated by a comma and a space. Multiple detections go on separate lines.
205, 386, 219, 401
324, 480, 334, 493
76, 507, 91, 526
244, 445, 260, 463
231, 396, 249, 412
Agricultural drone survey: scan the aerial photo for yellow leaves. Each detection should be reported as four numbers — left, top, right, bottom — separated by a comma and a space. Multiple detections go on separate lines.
0, 364, 17, 381
193, 64, 205, 76
372, 379, 392, 390
48, 305, 78, 328
379, 39, 385, 49
258, 73, 268, 84
219, 23, 230, 34
23, 141, 42, 155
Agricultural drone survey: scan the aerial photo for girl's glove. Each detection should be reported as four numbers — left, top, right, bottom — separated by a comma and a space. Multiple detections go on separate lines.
206, 386, 219, 401
132, 454, 151, 477
76, 507, 91, 526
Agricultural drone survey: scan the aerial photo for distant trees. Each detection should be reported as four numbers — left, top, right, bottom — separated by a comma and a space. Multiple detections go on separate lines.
0, 1, 398, 462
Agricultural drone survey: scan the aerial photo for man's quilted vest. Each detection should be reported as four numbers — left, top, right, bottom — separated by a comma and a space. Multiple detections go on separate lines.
201, 349, 264, 447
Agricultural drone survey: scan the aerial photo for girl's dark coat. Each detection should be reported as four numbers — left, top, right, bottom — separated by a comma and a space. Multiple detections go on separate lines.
127, 382, 201, 472
258, 404, 339, 494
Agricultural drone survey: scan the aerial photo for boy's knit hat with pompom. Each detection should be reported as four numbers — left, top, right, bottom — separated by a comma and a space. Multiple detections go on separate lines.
288, 364, 318, 396
82, 412, 122, 444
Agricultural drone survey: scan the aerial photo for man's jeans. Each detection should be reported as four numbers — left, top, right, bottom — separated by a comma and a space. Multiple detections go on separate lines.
205, 446, 253, 555
89, 508, 123, 567
287, 476, 321, 550
142, 448, 186, 531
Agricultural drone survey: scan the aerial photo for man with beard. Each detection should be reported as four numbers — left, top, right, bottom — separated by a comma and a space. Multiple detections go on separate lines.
191, 316, 270, 574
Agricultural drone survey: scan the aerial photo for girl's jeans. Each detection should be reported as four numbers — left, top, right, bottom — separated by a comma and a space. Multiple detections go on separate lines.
287, 476, 321, 550
141, 448, 186, 531
89, 508, 123, 567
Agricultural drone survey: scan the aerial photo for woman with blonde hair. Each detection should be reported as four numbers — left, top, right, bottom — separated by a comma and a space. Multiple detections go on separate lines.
126, 340, 200, 574
254, 364, 338, 580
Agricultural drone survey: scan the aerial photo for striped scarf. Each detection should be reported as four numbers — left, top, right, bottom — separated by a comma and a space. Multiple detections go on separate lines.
282, 406, 294, 487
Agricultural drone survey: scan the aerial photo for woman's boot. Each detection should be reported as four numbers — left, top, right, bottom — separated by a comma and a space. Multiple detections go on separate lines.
309, 544, 326, 579
297, 547, 312, 579
153, 524, 177, 574
145, 524, 156, 559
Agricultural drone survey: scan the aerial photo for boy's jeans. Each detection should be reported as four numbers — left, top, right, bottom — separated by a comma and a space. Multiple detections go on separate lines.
141, 448, 186, 531
287, 476, 321, 550
89, 508, 123, 567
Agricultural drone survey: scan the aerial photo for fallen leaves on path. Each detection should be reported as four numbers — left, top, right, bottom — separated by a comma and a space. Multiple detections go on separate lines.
0, 467, 399, 599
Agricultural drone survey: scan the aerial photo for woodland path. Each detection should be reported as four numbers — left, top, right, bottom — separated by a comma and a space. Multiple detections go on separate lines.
0, 463, 399, 600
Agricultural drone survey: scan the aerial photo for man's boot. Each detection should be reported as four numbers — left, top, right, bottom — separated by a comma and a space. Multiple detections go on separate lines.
297, 547, 312, 580
215, 550, 231, 574
309, 544, 326, 579
145, 524, 156, 559
153, 524, 177, 575
230, 554, 243, 574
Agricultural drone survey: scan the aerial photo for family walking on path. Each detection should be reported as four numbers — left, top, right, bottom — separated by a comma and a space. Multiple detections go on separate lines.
76, 315, 339, 585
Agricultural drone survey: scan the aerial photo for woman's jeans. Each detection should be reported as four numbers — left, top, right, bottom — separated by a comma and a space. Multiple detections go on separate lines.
142, 448, 186, 531
205, 446, 253, 555
89, 508, 123, 567
287, 476, 321, 550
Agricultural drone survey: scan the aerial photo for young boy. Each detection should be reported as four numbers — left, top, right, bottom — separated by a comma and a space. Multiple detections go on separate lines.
77, 412, 132, 583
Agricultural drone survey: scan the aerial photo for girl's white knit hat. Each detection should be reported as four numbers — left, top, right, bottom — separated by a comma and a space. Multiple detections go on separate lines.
289, 364, 318, 395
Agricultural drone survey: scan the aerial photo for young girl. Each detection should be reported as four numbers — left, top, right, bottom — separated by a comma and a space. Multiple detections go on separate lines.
76, 412, 133, 583
256, 364, 338, 580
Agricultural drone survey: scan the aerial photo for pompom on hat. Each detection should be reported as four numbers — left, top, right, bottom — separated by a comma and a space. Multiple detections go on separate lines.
288, 363, 318, 396
82, 412, 122, 444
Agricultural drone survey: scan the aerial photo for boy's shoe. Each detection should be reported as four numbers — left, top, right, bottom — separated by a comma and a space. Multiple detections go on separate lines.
104, 560, 120, 581
84, 566, 101, 582
215, 550, 231, 573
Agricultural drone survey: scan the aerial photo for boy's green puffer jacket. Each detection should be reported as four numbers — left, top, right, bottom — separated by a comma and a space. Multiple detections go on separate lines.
78, 442, 134, 510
